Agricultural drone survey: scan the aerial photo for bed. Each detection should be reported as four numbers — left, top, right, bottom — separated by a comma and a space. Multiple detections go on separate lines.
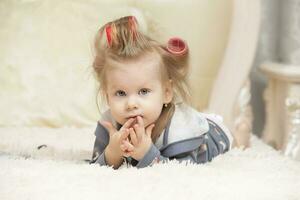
1, 0, 299, 199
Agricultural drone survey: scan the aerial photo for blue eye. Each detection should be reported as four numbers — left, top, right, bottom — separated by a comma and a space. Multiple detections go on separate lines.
115, 90, 126, 96
139, 88, 151, 96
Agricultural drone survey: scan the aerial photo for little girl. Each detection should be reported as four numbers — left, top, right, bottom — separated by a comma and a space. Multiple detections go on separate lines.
90, 16, 233, 169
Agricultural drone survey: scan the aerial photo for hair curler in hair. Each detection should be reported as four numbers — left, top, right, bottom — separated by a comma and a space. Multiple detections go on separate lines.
128, 16, 138, 40
105, 25, 112, 47
166, 37, 188, 56
104, 16, 139, 48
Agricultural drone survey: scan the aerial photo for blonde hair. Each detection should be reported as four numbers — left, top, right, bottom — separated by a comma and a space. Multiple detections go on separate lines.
92, 16, 191, 142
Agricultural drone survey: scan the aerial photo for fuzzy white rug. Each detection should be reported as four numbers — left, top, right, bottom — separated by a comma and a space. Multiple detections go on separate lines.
1, 127, 300, 200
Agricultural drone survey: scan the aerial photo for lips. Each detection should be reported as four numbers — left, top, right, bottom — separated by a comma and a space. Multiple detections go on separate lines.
126, 115, 142, 119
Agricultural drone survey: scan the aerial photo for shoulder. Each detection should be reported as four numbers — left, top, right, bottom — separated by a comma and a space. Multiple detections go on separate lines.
167, 103, 210, 143
161, 103, 233, 156
167, 103, 232, 144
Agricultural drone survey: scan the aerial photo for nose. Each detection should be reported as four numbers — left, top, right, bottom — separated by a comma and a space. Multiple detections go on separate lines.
126, 95, 139, 111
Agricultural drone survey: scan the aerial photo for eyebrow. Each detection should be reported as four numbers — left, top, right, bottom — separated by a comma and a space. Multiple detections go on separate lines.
109, 83, 154, 91
109, 85, 121, 90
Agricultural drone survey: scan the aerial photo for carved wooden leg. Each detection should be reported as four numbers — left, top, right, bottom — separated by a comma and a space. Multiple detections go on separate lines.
262, 78, 288, 150
232, 79, 253, 148
284, 85, 300, 160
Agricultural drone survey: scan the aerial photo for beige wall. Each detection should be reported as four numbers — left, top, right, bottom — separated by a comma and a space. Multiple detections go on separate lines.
0, 0, 233, 127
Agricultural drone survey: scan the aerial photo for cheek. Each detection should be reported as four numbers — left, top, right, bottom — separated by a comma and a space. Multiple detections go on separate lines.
144, 93, 163, 107
109, 99, 123, 110
107, 97, 124, 113
143, 95, 164, 118
109, 100, 126, 124
144, 105, 163, 126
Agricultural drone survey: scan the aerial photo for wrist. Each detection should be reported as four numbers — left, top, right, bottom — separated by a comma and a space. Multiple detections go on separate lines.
135, 141, 152, 161
104, 146, 123, 168
105, 145, 122, 158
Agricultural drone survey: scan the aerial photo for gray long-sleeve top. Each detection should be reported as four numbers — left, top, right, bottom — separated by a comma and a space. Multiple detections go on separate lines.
90, 103, 233, 168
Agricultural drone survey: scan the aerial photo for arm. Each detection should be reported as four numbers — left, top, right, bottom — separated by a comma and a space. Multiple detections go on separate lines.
91, 135, 124, 169
135, 120, 231, 168
135, 143, 169, 168
90, 122, 114, 166
91, 121, 131, 169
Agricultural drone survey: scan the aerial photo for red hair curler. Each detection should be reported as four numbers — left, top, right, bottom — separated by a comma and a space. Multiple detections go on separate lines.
166, 37, 188, 56
105, 25, 112, 47
105, 16, 138, 47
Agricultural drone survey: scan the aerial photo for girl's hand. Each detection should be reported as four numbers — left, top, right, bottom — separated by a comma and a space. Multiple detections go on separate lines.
100, 118, 135, 158
120, 116, 155, 160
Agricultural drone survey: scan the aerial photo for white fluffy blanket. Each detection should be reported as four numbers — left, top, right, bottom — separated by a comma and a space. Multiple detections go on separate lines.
1, 127, 300, 200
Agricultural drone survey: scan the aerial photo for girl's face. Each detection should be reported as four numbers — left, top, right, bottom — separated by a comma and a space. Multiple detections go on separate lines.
105, 53, 173, 127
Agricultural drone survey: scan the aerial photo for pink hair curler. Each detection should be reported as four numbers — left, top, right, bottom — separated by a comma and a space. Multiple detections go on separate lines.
166, 37, 188, 55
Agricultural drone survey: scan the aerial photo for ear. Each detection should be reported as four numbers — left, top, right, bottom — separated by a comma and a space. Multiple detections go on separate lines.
105, 92, 110, 105
163, 79, 173, 104
102, 88, 110, 106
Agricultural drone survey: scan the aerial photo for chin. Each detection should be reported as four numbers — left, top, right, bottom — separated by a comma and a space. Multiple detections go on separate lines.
144, 118, 157, 127
144, 121, 151, 127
